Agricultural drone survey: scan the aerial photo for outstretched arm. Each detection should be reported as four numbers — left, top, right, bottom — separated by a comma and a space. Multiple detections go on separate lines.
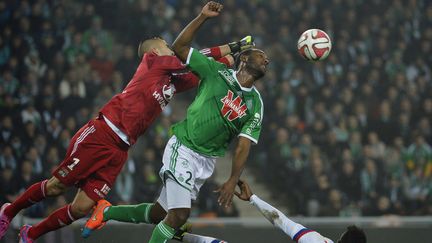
235, 180, 333, 243
250, 194, 305, 239
215, 137, 251, 208
172, 1, 223, 62
250, 195, 333, 242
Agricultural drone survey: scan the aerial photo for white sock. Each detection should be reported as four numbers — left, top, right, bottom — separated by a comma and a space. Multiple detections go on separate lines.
182, 233, 226, 243
250, 194, 305, 239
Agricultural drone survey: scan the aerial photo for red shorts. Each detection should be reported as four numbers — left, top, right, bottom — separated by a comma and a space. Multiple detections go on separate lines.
53, 116, 129, 202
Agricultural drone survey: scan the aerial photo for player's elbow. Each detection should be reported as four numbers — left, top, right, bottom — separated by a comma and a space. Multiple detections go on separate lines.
171, 42, 184, 55
236, 138, 251, 155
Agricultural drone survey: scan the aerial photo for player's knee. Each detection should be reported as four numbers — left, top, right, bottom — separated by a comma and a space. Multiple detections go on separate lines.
70, 201, 93, 218
46, 177, 67, 196
168, 208, 190, 226
150, 204, 167, 224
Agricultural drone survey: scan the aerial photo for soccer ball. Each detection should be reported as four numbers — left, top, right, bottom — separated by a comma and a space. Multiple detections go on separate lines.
297, 29, 332, 61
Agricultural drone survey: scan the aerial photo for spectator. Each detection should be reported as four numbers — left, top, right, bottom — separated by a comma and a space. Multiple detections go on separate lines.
26, 146, 43, 176
367, 132, 386, 160
360, 159, 384, 207
23, 50, 47, 78
338, 161, 361, 202
21, 103, 42, 127
89, 46, 114, 82
116, 45, 137, 82
115, 159, 135, 204
0, 166, 17, 204
0, 115, 14, 144
134, 163, 159, 204
0, 145, 17, 170
403, 135, 432, 177
320, 189, 344, 216
0, 69, 19, 95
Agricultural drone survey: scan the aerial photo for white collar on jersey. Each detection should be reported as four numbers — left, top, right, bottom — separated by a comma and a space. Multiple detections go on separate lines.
233, 70, 254, 92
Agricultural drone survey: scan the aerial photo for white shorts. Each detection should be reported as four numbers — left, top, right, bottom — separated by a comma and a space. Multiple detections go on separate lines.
157, 178, 191, 211
159, 135, 216, 201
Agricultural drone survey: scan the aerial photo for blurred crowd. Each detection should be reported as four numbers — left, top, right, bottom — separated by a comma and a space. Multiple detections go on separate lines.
0, 0, 431, 221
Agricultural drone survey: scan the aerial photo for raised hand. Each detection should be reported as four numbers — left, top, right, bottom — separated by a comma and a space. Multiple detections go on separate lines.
201, 1, 223, 18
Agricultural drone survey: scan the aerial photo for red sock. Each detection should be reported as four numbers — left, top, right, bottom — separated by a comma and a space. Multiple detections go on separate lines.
28, 205, 77, 240
4, 180, 48, 219
200, 47, 222, 59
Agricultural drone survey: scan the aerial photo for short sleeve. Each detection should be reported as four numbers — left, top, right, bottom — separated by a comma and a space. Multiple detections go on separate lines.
186, 48, 224, 79
239, 109, 263, 144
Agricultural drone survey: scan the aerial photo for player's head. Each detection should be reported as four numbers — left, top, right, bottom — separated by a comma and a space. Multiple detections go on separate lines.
337, 225, 367, 243
235, 48, 269, 80
137, 37, 174, 58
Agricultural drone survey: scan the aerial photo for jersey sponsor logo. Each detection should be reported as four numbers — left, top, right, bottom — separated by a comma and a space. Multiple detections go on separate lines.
218, 70, 236, 86
93, 189, 104, 198
57, 167, 69, 177
93, 184, 111, 198
101, 184, 111, 195
153, 84, 175, 110
220, 90, 247, 121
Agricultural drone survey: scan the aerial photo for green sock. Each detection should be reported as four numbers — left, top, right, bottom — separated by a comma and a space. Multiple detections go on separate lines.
103, 203, 154, 224
149, 221, 175, 243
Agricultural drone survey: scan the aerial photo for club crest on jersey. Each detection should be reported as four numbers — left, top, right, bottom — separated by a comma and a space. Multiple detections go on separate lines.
220, 90, 247, 121
153, 84, 176, 109
162, 84, 175, 101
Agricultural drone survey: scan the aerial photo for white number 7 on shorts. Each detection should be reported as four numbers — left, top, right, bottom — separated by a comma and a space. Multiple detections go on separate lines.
67, 158, 80, 171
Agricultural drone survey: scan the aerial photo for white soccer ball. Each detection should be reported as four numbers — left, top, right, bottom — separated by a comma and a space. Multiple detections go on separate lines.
297, 29, 332, 61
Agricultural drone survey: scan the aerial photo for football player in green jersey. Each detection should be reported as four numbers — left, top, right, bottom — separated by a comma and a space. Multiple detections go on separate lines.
144, 1, 269, 242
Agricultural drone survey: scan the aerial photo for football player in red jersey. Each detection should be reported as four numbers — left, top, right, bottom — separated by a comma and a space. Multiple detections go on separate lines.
0, 36, 254, 242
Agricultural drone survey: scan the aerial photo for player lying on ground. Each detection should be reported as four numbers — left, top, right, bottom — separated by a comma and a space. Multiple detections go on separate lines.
234, 180, 367, 243
0, 35, 251, 243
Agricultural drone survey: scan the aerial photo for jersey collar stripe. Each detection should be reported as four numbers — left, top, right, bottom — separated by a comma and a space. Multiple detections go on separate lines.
186, 48, 194, 65
255, 88, 264, 123
293, 228, 314, 242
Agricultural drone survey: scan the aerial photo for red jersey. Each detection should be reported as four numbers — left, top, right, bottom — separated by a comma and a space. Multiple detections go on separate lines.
100, 53, 199, 145
99, 45, 230, 146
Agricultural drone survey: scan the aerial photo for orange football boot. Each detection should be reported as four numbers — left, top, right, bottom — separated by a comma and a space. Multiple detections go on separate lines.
82, 199, 112, 238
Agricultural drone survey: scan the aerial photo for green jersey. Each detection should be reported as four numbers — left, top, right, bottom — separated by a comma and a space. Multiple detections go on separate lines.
172, 48, 264, 157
